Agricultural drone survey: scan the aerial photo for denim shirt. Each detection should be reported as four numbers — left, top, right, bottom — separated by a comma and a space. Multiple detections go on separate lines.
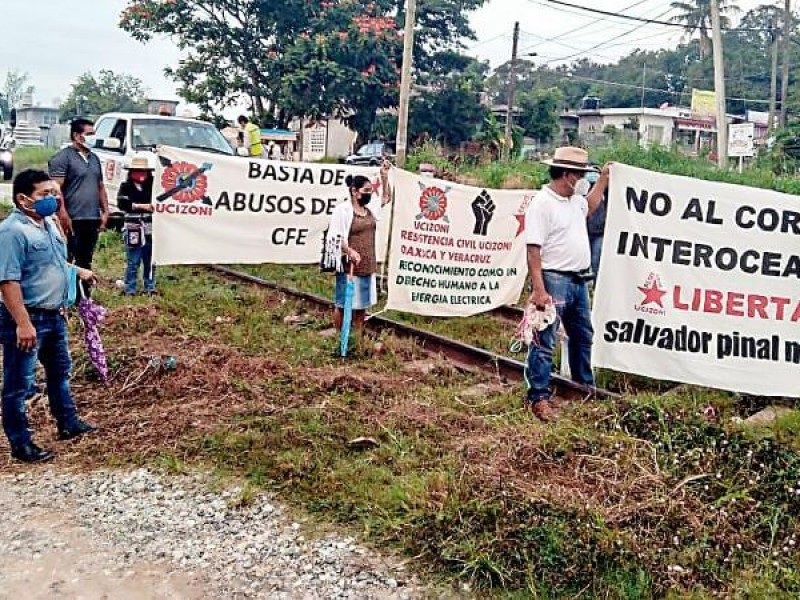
0, 209, 69, 309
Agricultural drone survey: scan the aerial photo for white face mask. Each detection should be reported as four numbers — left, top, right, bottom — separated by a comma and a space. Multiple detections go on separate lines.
574, 178, 591, 197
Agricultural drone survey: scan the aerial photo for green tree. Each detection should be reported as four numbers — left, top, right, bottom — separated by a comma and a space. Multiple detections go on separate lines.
276, 1, 402, 144
3, 69, 30, 110
670, 0, 739, 60
518, 87, 563, 144
120, 0, 487, 139
407, 53, 489, 147
121, 0, 274, 120
60, 71, 148, 120
410, 88, 487, 147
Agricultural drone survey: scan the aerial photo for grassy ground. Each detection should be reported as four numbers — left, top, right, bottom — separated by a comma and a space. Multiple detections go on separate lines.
13, 146, 56, 173
1, 231, 794, 598
235, 263, 520, 359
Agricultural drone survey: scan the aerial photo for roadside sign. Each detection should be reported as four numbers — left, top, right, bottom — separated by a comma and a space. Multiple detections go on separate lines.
728, 123, 755, 158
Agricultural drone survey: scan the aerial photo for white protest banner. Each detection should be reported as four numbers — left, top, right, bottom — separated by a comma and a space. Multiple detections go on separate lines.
152, 147, 388, 265
593, 163, 800, 396
386, 169, 529, 317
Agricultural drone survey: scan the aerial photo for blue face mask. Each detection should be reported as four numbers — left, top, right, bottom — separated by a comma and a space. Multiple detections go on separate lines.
28, 195, 59, 217
585, 171, 600, 184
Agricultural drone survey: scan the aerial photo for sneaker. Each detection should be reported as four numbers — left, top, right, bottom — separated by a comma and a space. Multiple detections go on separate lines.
58, 420, 97, 441
11, 442, 55, 463
528, 399, 557, 422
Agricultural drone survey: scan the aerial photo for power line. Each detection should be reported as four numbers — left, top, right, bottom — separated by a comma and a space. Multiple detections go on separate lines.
520, 27, 680, 64
563, 73, 773, 104
542, 6, 677, 65
517, 0, 658, 54
466, 32, 510, 51
545, 0, 769, 33
524, 0, 672, 32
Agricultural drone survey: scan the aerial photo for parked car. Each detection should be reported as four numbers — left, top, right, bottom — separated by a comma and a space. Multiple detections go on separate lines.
343, 142, 394, 166
90, 112, 234, 218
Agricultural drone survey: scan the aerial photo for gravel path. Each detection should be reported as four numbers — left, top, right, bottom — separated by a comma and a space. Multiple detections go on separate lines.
0, 468, 424, 599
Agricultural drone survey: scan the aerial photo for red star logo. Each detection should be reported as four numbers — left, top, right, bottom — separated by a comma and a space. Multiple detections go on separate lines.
638, 280, 667, 308
515, 213, 526, 237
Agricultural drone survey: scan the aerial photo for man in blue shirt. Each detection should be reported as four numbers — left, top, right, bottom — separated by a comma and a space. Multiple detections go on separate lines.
0, 169, 97, 463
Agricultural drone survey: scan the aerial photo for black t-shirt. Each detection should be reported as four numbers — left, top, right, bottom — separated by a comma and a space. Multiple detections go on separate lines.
117, 180, 154, 224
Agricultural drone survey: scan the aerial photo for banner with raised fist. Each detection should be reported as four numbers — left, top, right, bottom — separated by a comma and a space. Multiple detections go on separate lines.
386, 169, 529, 317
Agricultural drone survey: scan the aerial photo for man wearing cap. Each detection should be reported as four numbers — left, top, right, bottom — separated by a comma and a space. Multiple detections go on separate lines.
524, 146, 610, 421
117, 154, 157, 296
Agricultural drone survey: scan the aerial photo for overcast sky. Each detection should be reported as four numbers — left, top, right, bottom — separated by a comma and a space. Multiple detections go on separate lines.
2, 0, 768, 113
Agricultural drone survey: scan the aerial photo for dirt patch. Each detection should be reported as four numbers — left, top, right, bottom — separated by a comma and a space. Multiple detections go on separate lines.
0, 308, 294, 472
0, 302, 502, 474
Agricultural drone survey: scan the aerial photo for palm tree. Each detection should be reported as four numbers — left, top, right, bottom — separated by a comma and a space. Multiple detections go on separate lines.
671, 0, 739, 60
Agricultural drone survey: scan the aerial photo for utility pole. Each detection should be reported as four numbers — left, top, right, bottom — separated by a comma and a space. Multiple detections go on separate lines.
395, 0, 417, 169
710, 0, 728, 169
780, 0, 792, 128
769, 19, 779, 131
503, 22, 520, 162
640, 63, 647, 110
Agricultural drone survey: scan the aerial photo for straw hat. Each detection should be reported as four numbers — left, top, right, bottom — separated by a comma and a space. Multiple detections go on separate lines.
124, 153, 156, 171
541, 146, 597, 171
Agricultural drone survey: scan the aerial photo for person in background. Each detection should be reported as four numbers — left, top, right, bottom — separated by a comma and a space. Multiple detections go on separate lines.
118, 154, 157, 296
0, 169, 97, 463
524, 147, 611, 422
268, 141, 281, 160
49, 118, 110, 271
237, 115, 265, 157
323, 162, 392, 341
584, 169, 606, 282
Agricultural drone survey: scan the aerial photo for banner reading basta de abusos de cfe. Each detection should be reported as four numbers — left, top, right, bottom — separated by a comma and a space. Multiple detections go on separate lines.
386, 169, 529, 317
594, 163, 800, 397
152, 147, 388, 265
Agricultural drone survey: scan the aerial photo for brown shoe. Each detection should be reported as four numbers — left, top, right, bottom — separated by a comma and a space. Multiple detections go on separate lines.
528, 399, 557, 422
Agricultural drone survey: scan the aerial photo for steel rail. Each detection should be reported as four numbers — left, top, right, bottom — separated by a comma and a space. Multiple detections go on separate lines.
209, 266, 617, 400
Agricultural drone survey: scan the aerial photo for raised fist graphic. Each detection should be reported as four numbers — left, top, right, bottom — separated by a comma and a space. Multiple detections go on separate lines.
472, 190, 496, 236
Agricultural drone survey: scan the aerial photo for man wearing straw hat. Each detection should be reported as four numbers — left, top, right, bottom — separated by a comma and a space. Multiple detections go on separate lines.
524, 146, 610, 421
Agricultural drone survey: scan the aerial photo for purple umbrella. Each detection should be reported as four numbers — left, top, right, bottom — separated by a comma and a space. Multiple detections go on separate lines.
77, 288, 109, 382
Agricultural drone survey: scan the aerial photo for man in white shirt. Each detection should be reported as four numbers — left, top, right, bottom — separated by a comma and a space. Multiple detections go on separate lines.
524, 147, 610, 421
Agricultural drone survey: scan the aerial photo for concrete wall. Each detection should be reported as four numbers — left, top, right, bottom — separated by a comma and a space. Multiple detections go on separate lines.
293, 117, 358, 160
325, 119, 357, 159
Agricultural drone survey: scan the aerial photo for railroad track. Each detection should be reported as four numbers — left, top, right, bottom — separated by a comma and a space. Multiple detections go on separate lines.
210, 266, 616, 400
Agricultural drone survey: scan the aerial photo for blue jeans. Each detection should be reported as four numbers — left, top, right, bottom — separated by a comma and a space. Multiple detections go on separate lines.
590, 235, 603, 281
0, 306, 80, 448
125, 235, 155, 294
525, 271, 594, 403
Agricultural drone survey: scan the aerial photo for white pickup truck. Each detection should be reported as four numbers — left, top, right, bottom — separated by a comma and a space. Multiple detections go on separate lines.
91, 112, 234, 218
